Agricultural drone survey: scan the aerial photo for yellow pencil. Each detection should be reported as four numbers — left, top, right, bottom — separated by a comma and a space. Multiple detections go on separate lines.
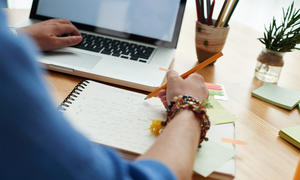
144, 52, 223, 100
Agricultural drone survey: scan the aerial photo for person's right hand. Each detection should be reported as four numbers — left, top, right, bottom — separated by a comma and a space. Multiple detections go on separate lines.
18, 19, 82, 51
158, 70, 209, 109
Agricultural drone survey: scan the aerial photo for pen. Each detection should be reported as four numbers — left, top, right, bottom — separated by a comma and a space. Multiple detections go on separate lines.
144, 52, 223, 100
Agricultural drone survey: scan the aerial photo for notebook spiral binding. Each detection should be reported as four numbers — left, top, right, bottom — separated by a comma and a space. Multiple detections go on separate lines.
59, 80, 90, 111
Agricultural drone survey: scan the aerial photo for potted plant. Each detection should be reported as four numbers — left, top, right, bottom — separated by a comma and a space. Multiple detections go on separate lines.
255, 2, 300, 83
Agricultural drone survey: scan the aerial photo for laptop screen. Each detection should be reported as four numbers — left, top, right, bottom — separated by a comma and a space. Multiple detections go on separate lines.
30, 0, 186, 48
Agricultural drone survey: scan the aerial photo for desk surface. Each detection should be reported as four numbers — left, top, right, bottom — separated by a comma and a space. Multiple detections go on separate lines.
4, 1, 300, 179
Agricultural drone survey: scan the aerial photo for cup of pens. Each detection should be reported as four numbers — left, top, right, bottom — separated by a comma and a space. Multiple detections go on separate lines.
195, 0, 239, 63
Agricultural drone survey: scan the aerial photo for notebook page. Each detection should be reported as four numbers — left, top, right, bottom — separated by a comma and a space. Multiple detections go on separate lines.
64, 81, 165, 154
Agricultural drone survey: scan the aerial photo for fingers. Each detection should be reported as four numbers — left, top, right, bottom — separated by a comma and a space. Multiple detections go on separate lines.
158, 89, 166, 98
53, 36, 82, 48
158, 89, 168, 109
186, 73, 204, 83
54, 19, 73, 25
54, 23, 81, 36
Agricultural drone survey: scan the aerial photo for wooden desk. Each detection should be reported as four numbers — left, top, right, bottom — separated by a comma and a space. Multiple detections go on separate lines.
4, 2, 300, 179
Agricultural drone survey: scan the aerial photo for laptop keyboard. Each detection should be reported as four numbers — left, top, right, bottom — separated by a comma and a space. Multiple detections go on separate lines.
73, 32, 155, 63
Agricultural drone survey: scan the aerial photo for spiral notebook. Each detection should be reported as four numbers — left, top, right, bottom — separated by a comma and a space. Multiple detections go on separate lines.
61, 80, 235, 179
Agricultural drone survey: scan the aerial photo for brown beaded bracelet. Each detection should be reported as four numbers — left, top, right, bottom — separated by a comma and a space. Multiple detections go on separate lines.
150, 95, 212, 148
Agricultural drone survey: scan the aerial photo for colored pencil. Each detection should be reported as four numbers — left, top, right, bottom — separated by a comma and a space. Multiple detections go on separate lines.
144, 52, 223, 100
206, 0, 211, 21
215, 0, 228, 27
195, 0, 201, 22
224, 0, 239, 26
207, 0, 215, 25
217, 0, 231, 27
200, 0, 206, 24
220, 0, 237, 27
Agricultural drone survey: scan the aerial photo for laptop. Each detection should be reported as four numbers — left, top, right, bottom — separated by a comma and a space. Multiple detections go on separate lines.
21, 0, 186, 91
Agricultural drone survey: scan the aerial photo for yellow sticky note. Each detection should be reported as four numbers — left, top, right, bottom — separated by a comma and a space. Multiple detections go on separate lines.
207, 96, 237, 125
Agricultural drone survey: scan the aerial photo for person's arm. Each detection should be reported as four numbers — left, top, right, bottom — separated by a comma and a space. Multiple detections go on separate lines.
138, 71, 209, 180
18, 19, 82, 51
0, 10, 174, 180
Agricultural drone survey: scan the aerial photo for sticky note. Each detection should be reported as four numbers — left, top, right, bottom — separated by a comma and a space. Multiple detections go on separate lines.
206, 85, 223, 90
207, 96, 237, 125
279, 125, 300, 149
193, 141, 235, 177
206, 83, 228, 101
205, 83, 221, 88
159, 67, 169, 72
221, 138, 248, 145
208, 89, 224, 96
252, 84, 300, 110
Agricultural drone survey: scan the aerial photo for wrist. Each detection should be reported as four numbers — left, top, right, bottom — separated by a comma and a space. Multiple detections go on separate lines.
150, 95, 211, 147
175, 109, 200, 124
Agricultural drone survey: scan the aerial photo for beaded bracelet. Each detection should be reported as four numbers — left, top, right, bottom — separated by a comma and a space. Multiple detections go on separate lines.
150, 95, 212, 147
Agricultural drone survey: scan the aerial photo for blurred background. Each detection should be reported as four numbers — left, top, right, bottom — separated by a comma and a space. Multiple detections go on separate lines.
6, 0, 300, 34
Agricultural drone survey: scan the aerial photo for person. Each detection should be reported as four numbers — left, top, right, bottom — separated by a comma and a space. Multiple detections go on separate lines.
17, 18, 82, 51
0, 9, 209, 180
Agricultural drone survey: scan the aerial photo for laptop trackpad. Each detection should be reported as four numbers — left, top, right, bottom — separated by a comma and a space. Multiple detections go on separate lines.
42, 50, 100, 70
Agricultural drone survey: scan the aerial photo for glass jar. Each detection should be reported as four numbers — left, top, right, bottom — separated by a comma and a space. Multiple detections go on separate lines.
255, 48, 284, 83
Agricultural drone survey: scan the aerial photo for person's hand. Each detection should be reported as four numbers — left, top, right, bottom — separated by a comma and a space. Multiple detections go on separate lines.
158, 70, 209, 109
19, 19, 82, 51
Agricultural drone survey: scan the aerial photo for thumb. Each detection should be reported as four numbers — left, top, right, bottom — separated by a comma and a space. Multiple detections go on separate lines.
167, 70, 183, 84
167, 70, 181, 80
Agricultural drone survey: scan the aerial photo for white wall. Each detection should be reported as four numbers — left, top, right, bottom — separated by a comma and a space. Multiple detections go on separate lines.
8, 0, 32, 9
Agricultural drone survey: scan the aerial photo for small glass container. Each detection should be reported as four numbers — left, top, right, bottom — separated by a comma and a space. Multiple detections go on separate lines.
255, 48, 284, 83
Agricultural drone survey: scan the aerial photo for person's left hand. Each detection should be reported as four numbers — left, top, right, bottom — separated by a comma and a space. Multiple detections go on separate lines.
19, 19, 82, 51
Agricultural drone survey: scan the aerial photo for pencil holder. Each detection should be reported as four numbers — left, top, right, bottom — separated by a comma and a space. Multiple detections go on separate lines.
195, 21, 229, 63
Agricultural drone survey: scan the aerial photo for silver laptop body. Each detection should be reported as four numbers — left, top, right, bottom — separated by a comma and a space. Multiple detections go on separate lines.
24, 0, 186, 91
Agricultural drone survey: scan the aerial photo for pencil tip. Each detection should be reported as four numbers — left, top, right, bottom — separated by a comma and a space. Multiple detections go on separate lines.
144, 97, 148, 100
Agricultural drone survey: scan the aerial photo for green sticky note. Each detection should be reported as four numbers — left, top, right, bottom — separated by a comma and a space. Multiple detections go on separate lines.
252, 84, 300, 110
193, 141, 235, 177
207, 96, 238, 125
279, 125, 300, 149
209, 89, 224, 96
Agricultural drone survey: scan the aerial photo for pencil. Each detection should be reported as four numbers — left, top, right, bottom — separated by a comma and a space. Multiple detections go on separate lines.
195, 0, 201, 22
200, 0, 206, 24
224, 0, 239, 26
216, 0, 231, 27
215, 0, 227, 27
207, 0, 215, 25
144, 52, 223, 100
220, 0, 237, 27
206, 0, 211, 21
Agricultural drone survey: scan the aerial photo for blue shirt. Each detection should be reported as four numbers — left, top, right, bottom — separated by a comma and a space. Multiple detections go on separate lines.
0, 10, 176, 180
